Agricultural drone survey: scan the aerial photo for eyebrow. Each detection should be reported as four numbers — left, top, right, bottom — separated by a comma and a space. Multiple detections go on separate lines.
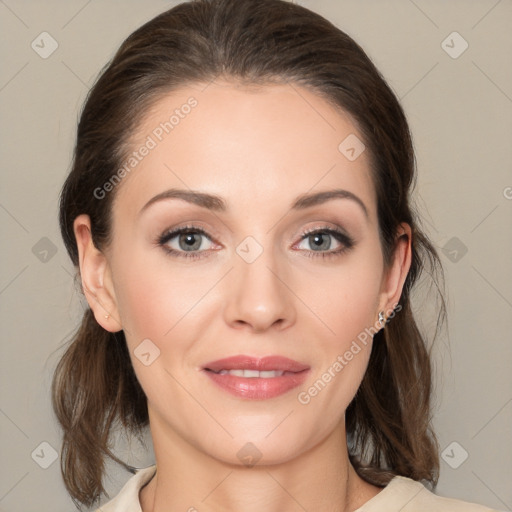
140, 188, 368, 218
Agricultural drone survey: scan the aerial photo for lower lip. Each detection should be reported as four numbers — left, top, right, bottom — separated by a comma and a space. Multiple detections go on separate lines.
203, 370, 310, 399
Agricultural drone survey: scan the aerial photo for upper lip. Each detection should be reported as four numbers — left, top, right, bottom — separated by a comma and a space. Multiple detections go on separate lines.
203, 355, 310, 373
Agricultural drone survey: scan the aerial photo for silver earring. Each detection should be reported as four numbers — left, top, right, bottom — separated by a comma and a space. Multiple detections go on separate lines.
105, 314, 110, 320
378, 311, 385, 327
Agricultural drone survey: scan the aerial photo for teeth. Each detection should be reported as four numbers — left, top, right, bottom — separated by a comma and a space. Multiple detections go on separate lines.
260, 370, 283, 378
216, 369, 285, 378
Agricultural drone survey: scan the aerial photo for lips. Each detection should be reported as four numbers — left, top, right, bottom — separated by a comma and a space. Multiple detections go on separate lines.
202, 355, 310, 399
203, 355, 309, 373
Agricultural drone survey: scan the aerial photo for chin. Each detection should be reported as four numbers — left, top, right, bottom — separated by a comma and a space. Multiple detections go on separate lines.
201, 426, 313, 468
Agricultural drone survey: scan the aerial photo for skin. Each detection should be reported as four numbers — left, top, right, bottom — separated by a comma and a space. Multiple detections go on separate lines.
74, 80, 412, 512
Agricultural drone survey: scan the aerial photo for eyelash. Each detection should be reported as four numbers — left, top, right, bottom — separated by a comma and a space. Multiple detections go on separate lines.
157, 224, 355, 261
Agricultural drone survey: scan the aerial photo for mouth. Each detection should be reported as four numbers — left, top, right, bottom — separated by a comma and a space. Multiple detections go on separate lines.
202, 355, 310, 400
206, 369, 295, 378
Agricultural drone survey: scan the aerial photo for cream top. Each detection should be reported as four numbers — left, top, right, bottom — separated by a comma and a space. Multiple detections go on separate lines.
96, 465, 502, 512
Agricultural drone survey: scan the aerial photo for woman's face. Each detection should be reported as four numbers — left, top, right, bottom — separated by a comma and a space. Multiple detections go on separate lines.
90, 81, 407, 465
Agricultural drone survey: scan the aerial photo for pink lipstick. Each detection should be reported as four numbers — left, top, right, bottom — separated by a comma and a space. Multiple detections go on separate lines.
202, 355, 310, 399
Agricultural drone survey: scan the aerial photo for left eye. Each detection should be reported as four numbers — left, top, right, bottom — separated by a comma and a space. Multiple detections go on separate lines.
295, 229, 346, 252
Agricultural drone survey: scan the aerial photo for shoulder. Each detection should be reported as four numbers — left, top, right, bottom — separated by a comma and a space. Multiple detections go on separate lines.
95, 465, 156, 512
355, 475, 503, 512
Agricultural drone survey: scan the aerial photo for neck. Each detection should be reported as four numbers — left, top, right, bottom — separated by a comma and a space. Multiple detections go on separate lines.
140, 416, 380, 512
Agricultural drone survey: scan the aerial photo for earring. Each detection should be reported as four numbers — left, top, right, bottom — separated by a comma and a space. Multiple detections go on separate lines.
104, 314, 110, 320
378, 311, 385, 327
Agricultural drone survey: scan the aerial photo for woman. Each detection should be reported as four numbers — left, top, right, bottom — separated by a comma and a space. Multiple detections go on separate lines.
52, 0, 500, 510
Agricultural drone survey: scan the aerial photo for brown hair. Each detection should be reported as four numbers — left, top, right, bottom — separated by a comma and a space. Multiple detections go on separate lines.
53, 0, 446, 508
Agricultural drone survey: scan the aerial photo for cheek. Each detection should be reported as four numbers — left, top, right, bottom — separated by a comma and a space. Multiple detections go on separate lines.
296, 291, 378, 432
111, 241, 189, 333
110, 257, 202, 407
306, 251, 383, 345
113, 271, 167, 342
110, 248, 218, 365
295, 246, 383, 410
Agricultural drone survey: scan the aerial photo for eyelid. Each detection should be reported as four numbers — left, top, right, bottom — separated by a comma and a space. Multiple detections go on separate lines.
296, 223, 353, 242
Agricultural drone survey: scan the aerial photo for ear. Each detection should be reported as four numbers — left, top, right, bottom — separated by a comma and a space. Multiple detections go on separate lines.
376, 222, 412, 324
73, 214, 122, 332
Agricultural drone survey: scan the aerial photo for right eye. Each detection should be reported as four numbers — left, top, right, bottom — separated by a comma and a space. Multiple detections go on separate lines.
158, 225, 217, 260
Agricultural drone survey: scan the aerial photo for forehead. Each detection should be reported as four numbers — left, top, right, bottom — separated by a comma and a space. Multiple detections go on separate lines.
114, 80, 376, 218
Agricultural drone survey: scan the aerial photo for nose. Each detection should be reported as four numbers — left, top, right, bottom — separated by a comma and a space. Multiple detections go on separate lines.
223, 245, 296, 333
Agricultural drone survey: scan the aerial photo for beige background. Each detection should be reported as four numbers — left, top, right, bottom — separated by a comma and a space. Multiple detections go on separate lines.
1, 1, 511, 511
